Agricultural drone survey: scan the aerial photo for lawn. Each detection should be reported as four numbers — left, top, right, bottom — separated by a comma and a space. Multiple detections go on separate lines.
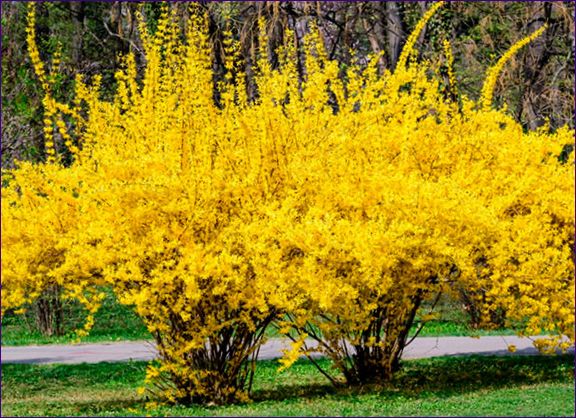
1, 288, 149, 346
2, 355, 573, 416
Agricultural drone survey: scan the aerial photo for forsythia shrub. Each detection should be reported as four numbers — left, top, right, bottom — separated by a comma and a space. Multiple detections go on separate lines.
1, 1, 573, 404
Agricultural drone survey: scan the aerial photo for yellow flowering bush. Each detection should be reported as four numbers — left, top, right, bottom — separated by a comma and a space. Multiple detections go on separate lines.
2, 1, 573, 403
1, 160, 110, 336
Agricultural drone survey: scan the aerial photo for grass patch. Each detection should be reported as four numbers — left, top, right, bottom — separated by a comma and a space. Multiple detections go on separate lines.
410, 295, 519, 337
410, 319, 516, 337
2, 354, 573, 416
1, 288, 150, 346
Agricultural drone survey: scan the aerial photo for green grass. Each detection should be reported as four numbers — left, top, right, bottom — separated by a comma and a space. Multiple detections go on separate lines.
412, 320, 514, 337
2, 355, 573, 416
1, 291, 518, 346
1, 288, 150, 346
410, 296, 519, 337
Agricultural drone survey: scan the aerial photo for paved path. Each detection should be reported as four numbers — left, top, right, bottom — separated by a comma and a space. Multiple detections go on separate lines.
2, 336, 573, 365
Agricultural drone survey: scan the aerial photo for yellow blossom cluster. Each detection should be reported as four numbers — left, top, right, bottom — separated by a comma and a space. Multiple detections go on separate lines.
480, 24, 548, 110
2, 1, 573, 404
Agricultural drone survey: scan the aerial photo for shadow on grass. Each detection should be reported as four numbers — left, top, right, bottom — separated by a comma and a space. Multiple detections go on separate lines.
252, 382, 337, 403
250, 354, 574, 404
32, 398, 144, 417
392, 354, 573, 396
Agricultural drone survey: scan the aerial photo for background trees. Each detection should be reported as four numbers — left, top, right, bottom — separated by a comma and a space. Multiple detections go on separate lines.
2, 1, 574, 167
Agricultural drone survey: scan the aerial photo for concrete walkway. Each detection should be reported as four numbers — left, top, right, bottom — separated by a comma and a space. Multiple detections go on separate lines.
2, 336, 573, 365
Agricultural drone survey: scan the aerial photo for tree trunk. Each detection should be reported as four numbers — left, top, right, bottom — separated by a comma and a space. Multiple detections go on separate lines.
68, 2, 85, 68
35, 285, 64, 337
385, 1, 404, 70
